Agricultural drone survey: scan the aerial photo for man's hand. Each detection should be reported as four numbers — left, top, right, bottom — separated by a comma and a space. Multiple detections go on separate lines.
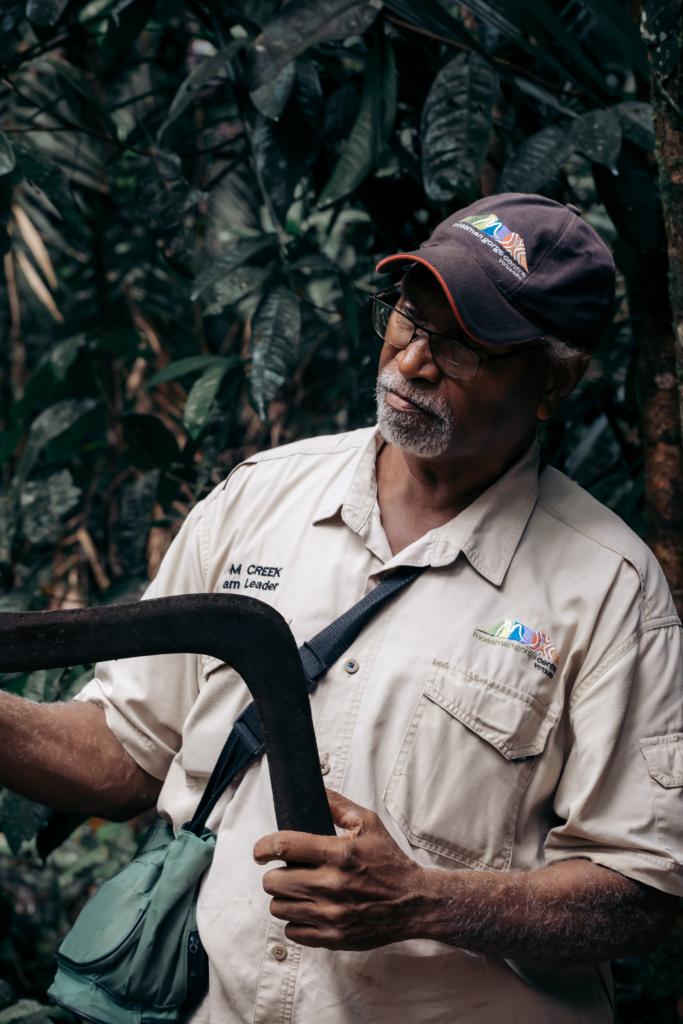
253, 789, 425, 950
255, 788, 678, 964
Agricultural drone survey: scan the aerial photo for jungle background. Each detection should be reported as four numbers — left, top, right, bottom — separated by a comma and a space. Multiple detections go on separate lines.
0, 0, 682, 1020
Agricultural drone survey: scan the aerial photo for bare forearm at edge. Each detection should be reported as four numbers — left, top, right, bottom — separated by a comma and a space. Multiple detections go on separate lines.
408, 858, 677, 965
0, 692, 161, 818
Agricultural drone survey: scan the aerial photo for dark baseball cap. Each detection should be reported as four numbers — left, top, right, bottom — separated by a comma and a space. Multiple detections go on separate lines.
376, 193, 616, 351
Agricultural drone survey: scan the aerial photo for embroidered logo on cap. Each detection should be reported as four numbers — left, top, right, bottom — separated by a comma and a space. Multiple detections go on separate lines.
462, 213, 529, 272
473, 618, 558, 678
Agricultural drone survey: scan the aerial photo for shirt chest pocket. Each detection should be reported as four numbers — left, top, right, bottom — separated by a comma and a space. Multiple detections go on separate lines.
383, 661, 558, 871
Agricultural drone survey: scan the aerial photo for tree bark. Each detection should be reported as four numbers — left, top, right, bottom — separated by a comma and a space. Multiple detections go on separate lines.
646, 0, 683, 434
629, 248, 683, 615
636, 0, 683, 615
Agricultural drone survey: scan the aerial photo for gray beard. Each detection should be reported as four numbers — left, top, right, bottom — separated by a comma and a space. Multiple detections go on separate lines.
375, 368, 457, 457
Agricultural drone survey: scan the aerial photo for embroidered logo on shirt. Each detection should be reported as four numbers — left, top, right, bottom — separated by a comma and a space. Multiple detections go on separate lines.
473, 619, 559, 678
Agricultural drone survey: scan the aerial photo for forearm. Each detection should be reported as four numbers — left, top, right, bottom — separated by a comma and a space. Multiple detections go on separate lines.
410, 858, 676, 965
0, 692, 161, 818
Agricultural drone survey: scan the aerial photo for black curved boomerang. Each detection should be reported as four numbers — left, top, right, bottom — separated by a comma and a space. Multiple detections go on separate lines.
0, 594, 334, 837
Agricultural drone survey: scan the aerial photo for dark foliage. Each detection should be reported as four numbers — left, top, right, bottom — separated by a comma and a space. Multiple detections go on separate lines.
0, 0, 679, 1019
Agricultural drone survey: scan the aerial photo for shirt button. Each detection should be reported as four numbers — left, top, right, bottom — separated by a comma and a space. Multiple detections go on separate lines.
320, 756, 331, 776
271, 944, 288, 961
344, 658, 359, 674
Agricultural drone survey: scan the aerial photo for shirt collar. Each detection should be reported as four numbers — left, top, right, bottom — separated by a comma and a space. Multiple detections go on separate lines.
313, 427, 540, 586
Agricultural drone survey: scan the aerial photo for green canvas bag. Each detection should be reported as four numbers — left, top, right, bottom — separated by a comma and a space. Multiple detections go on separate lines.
48, 820, 215, 1024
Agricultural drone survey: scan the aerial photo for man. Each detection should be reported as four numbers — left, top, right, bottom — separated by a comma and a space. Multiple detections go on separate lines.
0, 193, 681, 1022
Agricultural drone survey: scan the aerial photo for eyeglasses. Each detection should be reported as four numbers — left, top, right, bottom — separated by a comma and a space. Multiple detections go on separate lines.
368, 288, 548, 383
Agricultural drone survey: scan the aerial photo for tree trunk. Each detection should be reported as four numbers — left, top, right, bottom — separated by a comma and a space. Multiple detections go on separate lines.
646, 0, 683, 434
629, 248, 683, 615
637, 0, 683, 615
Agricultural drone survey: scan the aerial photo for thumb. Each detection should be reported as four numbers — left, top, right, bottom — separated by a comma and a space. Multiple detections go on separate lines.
326, 788, 369, 833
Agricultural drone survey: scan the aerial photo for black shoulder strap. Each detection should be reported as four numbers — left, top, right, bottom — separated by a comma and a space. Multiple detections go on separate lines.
189, 565, 425, 833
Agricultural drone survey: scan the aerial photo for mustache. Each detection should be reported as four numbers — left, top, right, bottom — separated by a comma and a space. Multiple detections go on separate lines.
376, 370, 448, 418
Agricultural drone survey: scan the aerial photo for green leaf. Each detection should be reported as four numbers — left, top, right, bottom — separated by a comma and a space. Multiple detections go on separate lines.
191, 235, 279, 302
0, 495, 16, 574
252, 63, 324, 220
571, 108, 622, 172
20, 469, 81, 545
250, 61, 296, 120
13, 143, 81, 233
183, 361, 235, 439
318, 35, 396, 207
0, 133, 16, 177
157, 40, 246, 141
111, 470, 160, 577
0, 790, 50, 854
248, 0, 383, 91
47, 334, 86, 381
201, 265, 271, 317
22, 668, 63, 703
0, 998, 56, 1023
16, 398, 97, 480
421, 52, 498, 204
593, 144, 664, 255
497, 123, 574, 194
147, 355, 241, 388
494, 0, 605, 98
617, 101, 655, 152
26, 0, 69, 25
249, 285, 302, 420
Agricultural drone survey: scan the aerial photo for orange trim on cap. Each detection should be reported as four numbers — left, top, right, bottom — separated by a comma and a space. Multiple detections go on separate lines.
375, 253, 484, 344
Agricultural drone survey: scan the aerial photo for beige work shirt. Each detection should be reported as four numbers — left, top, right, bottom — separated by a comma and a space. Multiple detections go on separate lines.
77, 427, 683, 1024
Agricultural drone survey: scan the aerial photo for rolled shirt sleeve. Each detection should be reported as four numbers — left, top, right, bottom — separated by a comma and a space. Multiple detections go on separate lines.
545, 618, 683, 895
74, 499, 209, 781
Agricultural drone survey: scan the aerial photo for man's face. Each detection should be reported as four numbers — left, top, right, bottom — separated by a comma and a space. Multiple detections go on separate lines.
375, 265, 563, 465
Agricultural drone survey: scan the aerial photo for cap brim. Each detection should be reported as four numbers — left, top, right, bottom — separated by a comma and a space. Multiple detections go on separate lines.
376, 251, 548, 346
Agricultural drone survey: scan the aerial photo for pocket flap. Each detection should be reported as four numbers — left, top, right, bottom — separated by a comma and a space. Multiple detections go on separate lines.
639, 734, 683, 788
425, 662, 558, 760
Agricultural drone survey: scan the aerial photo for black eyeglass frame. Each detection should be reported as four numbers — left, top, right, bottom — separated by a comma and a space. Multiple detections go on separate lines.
368, 287, 550, 382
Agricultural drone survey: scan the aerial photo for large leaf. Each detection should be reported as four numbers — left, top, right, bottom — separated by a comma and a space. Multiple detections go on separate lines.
26, 0, 69, 25
253, 62, 324, 220
497, 123, 574, 194
157, 40, 245, 141
14, 143, 81, 233
249, 286, 302, 420
248, 0, 383, 90
191, 235, 279, 302
183, 361, 235, 439
318, 35, 396, 206
593, 143, 664, 255
421, 52, 498, 204
617, 100, 655, 152
0, 133, 16, 177
147, 355, 240, 388
571, 108, 622, 172
111, 470, 160, 578
16, 398, 97, 480
250, 61, 296, 120
20, 469, 81, 545
493, 0, 606, 98
202, 265, 271, 317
